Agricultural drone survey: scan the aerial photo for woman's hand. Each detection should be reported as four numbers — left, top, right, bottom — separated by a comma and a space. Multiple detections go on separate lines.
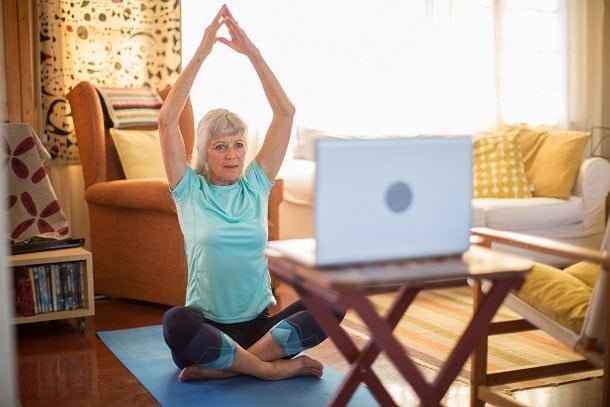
217, 7, 257, 57
199, 4, 227, 56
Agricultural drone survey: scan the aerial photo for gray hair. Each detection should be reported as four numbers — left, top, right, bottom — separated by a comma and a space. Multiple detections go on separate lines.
190, 108, 248, 177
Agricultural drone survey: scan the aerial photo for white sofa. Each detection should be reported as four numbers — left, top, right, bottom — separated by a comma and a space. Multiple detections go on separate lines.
277, 127, 610, 265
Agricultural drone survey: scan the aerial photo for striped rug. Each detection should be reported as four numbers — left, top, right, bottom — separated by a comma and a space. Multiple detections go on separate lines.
338, 287, 601, 391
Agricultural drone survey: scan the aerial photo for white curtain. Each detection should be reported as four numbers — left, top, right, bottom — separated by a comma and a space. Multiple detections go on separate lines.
181, 0, 594, 144
567, 0, 605, 131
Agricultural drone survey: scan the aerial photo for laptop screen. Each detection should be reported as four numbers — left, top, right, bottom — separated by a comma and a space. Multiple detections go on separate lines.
314, 136, 473, 266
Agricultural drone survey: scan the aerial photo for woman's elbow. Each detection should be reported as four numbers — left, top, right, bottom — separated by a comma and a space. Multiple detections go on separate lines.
278, 103, 296, 118
157, 108, 177, 132
287, 103, 296, 117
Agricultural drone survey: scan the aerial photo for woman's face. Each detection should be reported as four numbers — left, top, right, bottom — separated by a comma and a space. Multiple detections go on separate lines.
206, 133, 246, 185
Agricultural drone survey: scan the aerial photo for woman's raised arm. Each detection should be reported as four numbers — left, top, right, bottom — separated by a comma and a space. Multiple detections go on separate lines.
219, 9, 295, 181
158, 5, 227, 188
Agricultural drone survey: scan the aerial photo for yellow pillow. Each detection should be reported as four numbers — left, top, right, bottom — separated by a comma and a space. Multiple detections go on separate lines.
109, 129, 166, 179
472, 132, 532, 198
564, 261, 600, 288
497, 124, 590, 199
516, 262, 591, 333
525, 130, 590, 199
496, 123, 544, 161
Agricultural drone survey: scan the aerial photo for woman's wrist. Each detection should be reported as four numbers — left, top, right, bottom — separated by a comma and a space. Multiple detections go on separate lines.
246, 46, 262, 61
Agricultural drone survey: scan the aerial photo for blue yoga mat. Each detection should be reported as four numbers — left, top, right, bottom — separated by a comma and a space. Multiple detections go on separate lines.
97, 325, 376, 406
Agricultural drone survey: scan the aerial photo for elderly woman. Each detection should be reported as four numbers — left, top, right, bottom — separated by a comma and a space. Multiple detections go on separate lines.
158, 5, 342, 382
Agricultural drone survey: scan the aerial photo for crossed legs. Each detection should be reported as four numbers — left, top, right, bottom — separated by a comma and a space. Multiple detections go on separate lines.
162, 300, 344, 381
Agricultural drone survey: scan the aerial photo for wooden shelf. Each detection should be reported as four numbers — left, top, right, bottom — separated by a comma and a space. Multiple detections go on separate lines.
9, 247, 95, 331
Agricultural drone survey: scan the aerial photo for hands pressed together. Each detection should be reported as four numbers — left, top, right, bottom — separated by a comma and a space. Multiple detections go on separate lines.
202, 4, 257, 58
187, 3, 293, 183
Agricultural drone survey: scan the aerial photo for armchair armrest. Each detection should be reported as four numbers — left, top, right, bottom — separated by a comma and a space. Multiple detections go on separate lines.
85, 178, 285, 229
85, 179, 177, 213
573, 157, 610, 230
471, 227, 610, 269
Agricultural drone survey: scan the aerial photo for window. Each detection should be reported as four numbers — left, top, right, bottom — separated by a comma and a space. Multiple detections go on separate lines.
181, 0, 567, 140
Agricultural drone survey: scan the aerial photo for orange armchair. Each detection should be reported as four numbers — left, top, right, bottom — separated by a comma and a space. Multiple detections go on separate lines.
67, 81, 283, 306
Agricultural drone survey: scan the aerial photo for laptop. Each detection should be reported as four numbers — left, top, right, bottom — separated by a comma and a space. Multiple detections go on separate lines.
267, 136, 473, 267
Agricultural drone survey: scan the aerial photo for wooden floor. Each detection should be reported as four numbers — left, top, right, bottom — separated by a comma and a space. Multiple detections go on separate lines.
15, 283, 603, 406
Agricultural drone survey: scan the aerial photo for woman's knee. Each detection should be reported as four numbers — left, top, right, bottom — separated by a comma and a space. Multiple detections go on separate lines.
162, 306, 203, 349
162, 307, 235, 369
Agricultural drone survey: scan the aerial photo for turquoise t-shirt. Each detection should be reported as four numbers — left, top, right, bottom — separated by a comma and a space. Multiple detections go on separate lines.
171, 160, 276, 323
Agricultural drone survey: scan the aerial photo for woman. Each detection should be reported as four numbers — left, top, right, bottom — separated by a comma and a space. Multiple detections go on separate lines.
158, 5, 341, 381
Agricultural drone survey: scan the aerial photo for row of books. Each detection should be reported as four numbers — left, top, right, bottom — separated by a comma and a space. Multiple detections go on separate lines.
13, 261, 86, 316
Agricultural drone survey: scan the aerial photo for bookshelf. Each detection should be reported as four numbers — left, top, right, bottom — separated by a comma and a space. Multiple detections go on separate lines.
9, 247, 95, 332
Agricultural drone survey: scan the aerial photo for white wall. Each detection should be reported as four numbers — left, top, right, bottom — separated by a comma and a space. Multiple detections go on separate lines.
0, 0, 18, 404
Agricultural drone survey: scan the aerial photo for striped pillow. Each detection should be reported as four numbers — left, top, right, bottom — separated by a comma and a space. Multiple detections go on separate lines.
96, 87, 163, 129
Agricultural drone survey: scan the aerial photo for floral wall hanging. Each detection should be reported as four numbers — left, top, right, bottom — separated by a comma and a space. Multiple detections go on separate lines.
38, 0, 181, 164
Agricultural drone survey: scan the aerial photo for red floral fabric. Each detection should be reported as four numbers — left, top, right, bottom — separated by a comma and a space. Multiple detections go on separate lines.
2, 123, 69, 242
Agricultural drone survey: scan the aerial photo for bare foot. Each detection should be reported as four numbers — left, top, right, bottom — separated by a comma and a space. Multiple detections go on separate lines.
179, 365, 236, 381
267, 355, 324, 380
178, 355, 324, 382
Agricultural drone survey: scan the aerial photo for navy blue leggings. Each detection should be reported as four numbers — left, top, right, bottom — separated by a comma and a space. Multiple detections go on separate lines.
162, 300, 344, 369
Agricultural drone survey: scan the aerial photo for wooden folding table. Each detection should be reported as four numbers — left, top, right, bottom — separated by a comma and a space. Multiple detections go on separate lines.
266, 244, 532, 406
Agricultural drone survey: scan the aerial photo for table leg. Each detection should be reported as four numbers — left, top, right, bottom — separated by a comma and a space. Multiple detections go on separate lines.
432, 277, 522, 396
346, 292, 440, 405
330, 285, 422, 406
470, 280, 488, 407
295, 284, 399, 406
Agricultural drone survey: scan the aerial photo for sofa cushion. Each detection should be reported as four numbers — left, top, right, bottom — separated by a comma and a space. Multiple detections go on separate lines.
472, 196, 583, 230
471, 206, 486, 227
525, 130, 590, 199
472, 132, 532, 198
109, 129, 166, 179
516, 261, 591, 333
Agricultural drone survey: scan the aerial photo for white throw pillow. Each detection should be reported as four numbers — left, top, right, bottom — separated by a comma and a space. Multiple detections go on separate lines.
294, 126, 374, 161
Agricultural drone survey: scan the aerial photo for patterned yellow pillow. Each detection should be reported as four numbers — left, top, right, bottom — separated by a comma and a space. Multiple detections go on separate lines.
473, 132, 532, 198
495, 123, 544, 159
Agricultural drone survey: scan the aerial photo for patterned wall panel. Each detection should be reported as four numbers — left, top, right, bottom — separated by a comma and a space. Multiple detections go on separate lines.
38, 0, 181, 164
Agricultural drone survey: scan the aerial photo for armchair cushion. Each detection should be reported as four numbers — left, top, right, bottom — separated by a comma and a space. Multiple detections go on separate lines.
109, 129, 165, 179
516, 261, 592, 333
97, 87, 163, 129
564, 261, 600, 288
